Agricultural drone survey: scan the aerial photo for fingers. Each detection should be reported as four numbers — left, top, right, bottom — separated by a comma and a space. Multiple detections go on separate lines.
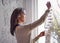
39, 31, 45, 37
41, 32, 45, 35
46, 1, 51, 9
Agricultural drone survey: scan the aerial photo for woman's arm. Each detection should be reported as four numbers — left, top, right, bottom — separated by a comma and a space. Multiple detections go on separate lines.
29, 9, 50, 30
24, 9, 50, 31
33, 31, 45, 43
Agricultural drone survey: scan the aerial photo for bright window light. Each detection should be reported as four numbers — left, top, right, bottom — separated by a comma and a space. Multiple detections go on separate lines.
38, 0, 60, 43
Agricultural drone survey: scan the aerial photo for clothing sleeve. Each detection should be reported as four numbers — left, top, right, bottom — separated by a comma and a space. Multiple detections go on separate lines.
24, 9, 49, 31
22, 18, 44, 32
30, 18, 44, 30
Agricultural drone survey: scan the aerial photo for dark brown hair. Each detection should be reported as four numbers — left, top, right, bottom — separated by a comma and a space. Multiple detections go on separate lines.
10, 8, 25, 36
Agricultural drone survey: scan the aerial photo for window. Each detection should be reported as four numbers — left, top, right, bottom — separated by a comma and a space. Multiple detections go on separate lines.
38, 0, 60, 43
38, 0, 47, 43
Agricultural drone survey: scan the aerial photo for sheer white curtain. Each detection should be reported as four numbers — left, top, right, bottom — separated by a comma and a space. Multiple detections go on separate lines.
31, 0, 38, 43
38, 0, 47, 43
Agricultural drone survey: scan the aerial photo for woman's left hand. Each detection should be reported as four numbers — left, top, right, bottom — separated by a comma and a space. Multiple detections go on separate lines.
39, 31, 45, 37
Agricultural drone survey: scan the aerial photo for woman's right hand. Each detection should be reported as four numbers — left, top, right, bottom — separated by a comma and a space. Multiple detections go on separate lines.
46, 1, 51, 9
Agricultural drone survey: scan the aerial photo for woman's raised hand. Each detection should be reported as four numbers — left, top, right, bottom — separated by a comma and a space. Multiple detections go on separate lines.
46, 1, 51, 9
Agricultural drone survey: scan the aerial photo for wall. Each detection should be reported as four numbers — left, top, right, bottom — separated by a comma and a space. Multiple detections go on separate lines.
0, 0, 23, 43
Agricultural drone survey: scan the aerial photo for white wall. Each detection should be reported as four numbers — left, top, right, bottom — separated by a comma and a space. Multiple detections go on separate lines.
0, 0, 23, 43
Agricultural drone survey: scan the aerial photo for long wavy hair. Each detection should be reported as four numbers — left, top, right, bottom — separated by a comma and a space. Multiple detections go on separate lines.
10, 8, 25, 36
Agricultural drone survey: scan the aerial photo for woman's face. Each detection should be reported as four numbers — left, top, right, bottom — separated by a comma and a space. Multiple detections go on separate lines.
18, 13, 26, 23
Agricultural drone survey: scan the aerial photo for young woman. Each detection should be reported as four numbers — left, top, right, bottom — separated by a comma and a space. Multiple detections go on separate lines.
10, 2, 51, 43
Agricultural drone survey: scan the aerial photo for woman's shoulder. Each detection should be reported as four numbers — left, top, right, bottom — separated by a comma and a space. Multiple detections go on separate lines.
15, 23, 31, 32
15, 24, 25, 31
15, 26, 21, 31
